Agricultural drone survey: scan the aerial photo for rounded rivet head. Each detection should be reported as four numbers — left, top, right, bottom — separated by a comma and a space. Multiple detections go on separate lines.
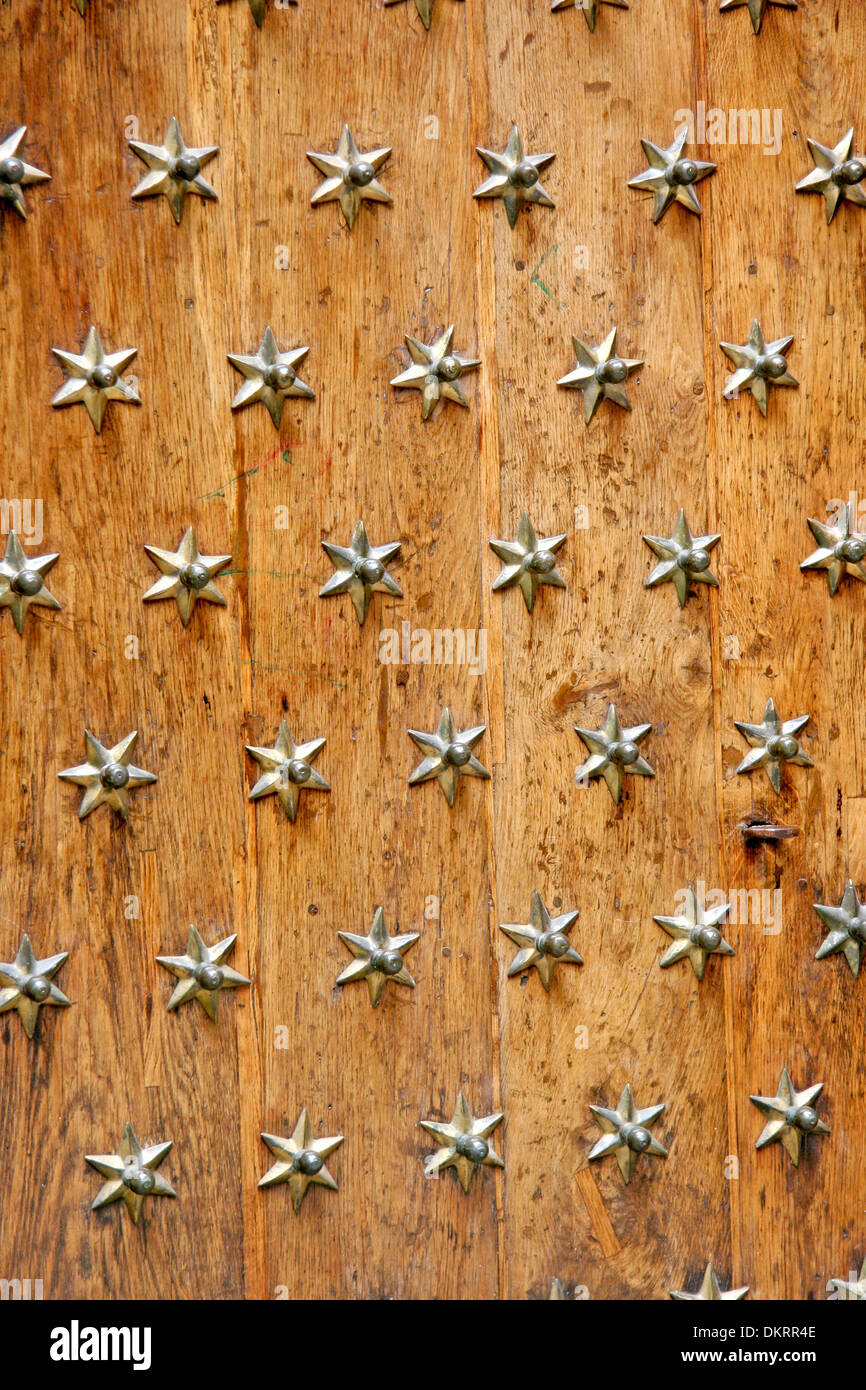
769, 734, 799, 760
456, 1134, 489, 1164
180, 561, 210, 591
445, 741, 471, 767
11, 568, 43, 596
345, 160, 374, 188
794, 1105, 819, 1132
100, 762, 130, 790
511, 160, 539, 189
172, 153, 201, 182
287, 758, 311, 785
528, 549, 557, 575
437, 355, 462, 382
596, 357, 628, 385
541, 931, 571, 959
836, 159, 866, 186
839, 536, 866, 563
759, 353, 788, 380
671, 158, 698, 185
624, 1124, 652, 1153
197, 962, 223, 991
371, 948, 404, 977
266, 362, 296, 391
697, 925, 722, 952
357, 556, 384, 586
0, 156, 25, 184
24, 975, 51, 1002
89, 363, 117, 390
295, 1149, 323, 1176
610, 740, 640, 766
123, 1165, 155, 1195
680, 547, 711, 573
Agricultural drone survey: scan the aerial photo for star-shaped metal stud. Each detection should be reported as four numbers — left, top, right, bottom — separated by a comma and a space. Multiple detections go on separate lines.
0, 126, 50, 219
551, 0, 628, 30
258, 1110, 343, 1213
129, 116, 219, 225
734, 697, 813, 793
558, 328, 642, 424
227, 327, 315, 429
796, 128, 866, 224
588, 1082, 668, 1183
643, 510, 720, 609
829, 1256, 866, 1301
653, 887, 735, 981
245, 719, 329, 822
51, 325, 140, 434
489, 511, 567, 613
720, 0, 797, 35
408, 707, 490, 807
499, 891, 583, 991
217, 0, 268, 24
384, 0, 463, 28
574, 703, 654, 804
0, 935, 70, 1039
390, 325, 479, 420
720, 319, 797, 416
307, 125, 392, 230
473, 125, 555, 229
58, 730, 157, 822
86, 1123, 175, 1225
670, 1263, 749, 1301
751, 1068, 829, 1166
0, 530, 60, 634
142, 526, 232, 627
420, 1091, 504, 1192
336, 907, 419, 1008
800, 504, 866, 596
319, 520, 402, 625
628, 125, 716, 224
814, 881, 866, 979
156, 926, 250, 1021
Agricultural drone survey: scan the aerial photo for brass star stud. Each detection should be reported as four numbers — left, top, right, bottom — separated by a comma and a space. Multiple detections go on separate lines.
0, 531, 60, 634
653, 886, 735, 981
86, 1123, 176, 1225
829, 1257, 866, 1301
258, 1110, 343, 1213
558, 328, 642, 424
227, 327, 315, 428
0, 126, 50, 219
499, 891, 583, 991
51, 325, 140, 434
143, 526, 232, 627
129, 116, 219, 225
307, 125, 392, 230
628, 125, 716, 223
720, 319, 797, 416
551, 0, 628, 30
588, 1082, 668, 1183
490, 511, 567, 613
814, 881, 866, 979
420, 1090, 504, 1192
217, 0, 268, 24
720, 0, 797, 35
751, 1068, 829, 1166
574, 703, 654, 804
245, 719, 329, 822
0, 935, 70, 1039
384, 0, 463, 27
58, 731, 157, 822
408, 707, 490, 807
336, 907, 419, 1008
320, 520, 402, 625
800, 504, 866, 595
643, 510, 720, 608
734, 697, 813, 793
391, 325, 479, 420
473, 125, 555, 229
796, 128, 866, 224
157, 926, 249, 1021
670, 1263, 749, 1301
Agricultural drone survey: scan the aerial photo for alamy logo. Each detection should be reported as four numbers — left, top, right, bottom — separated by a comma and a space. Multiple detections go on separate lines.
50, 1321, 152, 1372
379, 621, 487, 676
0, 498, 43, 546
674, 102, 782, 156
675, 880, 782, 935
0, 1276, 43, 1300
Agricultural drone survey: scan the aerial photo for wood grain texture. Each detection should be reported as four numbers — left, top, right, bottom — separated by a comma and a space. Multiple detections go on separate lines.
0, 0, 863, 1301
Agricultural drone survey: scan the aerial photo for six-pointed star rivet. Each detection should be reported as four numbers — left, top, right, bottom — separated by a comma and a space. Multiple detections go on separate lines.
796, 127, 866, 224
391, 325, 480, 419
490, 511, 567, 612
217, 0, 268, 24
829, 1256, 866, 1301
670, 1263, 749, 1301
734, 697, 813, 793
420, 1090, 504, 1192
157, 926, 250, 1021
800, 503, 866, 595
720, 0, 797, 35
86, 1123, 176, 1224
408, 706, 490, 807
720, 318, 797, 416
58, 730, 157, 822
653, 886, 735, 981
588, 1082, 668, 1183
384, 0, 463, 28
558, 327, 643, 424
0, 126, 50, 219
307, 125, 392, 229
551, 0, 629, 30
814, 881, 866, 979
751, 1068, 829, 1166
643, 509, 720, 608
51, 325, 140, 434
245, 719, 329, 822
0, 530, 60, 634
320, 520, 402, 625
499, 890, 583, 991
0, 935, 70, 1039
336, 906, 420, 1008
628, 124, 716, 224
227, 326, 315, 428
574, 703, 654, 804
473, 125, 555, 229
129, 116, 219, 225
143, 526, 232, 627
258, 1109, 344, 1213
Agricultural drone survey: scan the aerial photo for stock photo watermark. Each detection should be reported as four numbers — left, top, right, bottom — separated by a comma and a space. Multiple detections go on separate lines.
674, 102, 782, 156
379, 621, 487, 676
0, 498, 43, 546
